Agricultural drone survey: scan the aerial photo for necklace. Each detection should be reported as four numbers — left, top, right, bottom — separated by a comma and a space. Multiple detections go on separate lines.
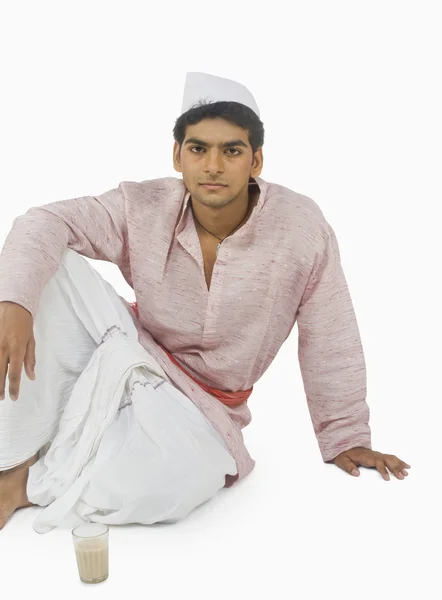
191, 199, 252, 256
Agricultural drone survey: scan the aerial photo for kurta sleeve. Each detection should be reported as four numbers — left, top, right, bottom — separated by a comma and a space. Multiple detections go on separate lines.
0, 184, 128, 319
296, 220, 372, 463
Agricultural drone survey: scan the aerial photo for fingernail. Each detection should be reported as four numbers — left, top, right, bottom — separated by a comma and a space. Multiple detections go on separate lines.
10, 394, 17, 401
351, 469, 359, 476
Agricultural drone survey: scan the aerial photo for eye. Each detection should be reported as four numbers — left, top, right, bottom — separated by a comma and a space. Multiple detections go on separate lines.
190, 146, 241, 155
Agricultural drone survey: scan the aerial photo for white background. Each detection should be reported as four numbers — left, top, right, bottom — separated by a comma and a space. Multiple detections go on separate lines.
1, 1, 441, 598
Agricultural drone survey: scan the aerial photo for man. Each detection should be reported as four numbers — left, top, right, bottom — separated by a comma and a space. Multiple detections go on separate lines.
0, 72, 410, 533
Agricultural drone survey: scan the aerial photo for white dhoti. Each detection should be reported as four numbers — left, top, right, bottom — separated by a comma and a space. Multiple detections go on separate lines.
0, 249, 237, 534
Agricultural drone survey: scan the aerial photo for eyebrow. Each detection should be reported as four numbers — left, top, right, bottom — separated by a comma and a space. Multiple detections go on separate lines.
184, 137, 248, 149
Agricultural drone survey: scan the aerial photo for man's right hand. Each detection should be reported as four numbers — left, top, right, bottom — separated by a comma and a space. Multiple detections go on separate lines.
0, 301, 36, 401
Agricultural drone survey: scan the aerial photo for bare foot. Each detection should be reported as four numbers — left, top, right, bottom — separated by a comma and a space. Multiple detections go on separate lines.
0, 453, 38, 530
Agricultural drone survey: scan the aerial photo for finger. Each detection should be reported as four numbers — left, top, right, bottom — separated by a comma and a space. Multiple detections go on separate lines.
23, 335, 36, 381
385, 457, 408, 480
8, 354, 25, 400
375, 458, 390, 481
386, 455, 411, 470
0, 353, 8, 400
335, 455, 360, 477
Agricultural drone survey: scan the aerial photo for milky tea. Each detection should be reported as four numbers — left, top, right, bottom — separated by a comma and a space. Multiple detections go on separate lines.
72, 523, 109, 584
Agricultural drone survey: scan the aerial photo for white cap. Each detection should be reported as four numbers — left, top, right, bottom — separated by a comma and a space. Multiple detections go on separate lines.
181, 72, 260, 118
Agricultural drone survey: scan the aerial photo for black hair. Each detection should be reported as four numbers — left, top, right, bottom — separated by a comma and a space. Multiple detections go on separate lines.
173, 100, 265, 155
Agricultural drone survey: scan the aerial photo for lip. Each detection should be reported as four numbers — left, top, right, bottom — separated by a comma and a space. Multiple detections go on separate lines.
201, 184, 227, 190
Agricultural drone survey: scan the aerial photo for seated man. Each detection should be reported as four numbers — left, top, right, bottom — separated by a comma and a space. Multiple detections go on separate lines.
0, 72, 410, 533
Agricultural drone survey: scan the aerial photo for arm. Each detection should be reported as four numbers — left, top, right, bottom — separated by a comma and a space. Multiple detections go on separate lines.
0, 184, 128, 318
296, 220, 372, 463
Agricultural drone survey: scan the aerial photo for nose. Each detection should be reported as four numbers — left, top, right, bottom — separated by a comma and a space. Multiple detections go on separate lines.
203, 149, 225, 175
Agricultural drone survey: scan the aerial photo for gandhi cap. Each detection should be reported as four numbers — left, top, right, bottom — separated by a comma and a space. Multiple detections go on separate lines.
181, 72, 260, 118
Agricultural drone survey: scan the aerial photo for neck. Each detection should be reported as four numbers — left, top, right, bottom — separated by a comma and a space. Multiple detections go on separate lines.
191, 184, 258, 241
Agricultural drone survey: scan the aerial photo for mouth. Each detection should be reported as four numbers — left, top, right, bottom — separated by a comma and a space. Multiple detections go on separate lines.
200, 184, 227, 191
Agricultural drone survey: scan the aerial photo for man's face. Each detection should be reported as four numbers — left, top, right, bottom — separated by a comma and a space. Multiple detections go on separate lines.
173, 117, 262, 209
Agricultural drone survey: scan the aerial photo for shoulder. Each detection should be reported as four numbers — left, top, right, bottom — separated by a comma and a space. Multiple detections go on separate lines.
264, 180, 327, 225
118, 177, 183, 204
262, 180, 331, 249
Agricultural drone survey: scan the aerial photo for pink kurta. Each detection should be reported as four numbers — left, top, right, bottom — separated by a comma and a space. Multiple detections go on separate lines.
0, 176, 372, 484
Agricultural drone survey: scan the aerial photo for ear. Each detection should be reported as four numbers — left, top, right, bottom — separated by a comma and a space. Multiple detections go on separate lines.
173, 141, 182, 173
251, 147, 263, 178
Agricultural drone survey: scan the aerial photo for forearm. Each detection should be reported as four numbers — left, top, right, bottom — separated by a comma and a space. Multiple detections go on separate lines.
0, 185, 127, 318
0, 208, 71, 317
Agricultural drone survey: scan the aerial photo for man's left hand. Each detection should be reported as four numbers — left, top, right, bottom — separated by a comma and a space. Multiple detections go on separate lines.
331, 447, 411, 480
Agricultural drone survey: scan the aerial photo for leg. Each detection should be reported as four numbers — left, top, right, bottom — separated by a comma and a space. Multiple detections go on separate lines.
77, 376, 238, 527
28, 355, 238, 532
0, 454, 38, 529
0, 249, 138, 528
0, 253, 101, 472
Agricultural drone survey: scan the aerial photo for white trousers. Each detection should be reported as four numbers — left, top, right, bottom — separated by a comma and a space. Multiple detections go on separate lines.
0, 249, 237, 534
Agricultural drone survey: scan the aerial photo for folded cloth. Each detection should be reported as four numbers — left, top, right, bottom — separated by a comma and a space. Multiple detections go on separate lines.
28, 330, 237, 533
